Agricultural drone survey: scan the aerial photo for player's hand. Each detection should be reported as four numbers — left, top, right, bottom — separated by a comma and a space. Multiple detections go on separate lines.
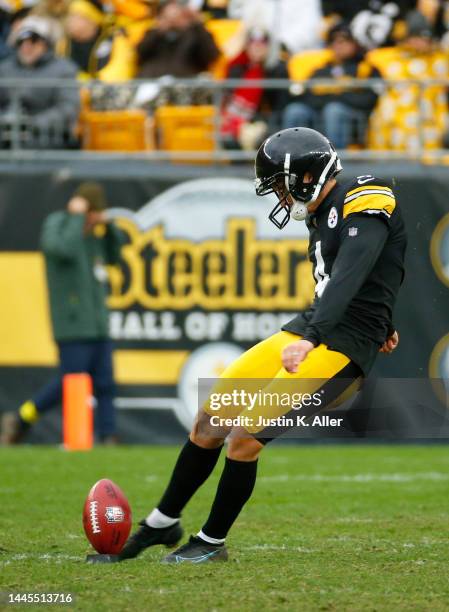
68, 196, 89, 215
379, 331, 399, 354
282, 339, 315, 373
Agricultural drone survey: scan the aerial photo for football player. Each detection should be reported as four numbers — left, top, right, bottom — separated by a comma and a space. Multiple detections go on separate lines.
118, 127, 407, 564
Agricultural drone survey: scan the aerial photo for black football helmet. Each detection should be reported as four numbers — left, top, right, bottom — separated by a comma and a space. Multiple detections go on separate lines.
255, 127, 342, 229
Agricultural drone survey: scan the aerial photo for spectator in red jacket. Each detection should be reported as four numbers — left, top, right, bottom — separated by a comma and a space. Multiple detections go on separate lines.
221, 28, 289, 150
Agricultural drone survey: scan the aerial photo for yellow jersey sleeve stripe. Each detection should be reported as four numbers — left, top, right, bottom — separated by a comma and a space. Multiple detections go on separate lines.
346, 184, 393, 198
343, 193, 396, 219
344, 189, 395, 204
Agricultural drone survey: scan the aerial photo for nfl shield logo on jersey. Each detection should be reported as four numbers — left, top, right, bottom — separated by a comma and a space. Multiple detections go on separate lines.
328, 207, 338, 228
348, 227, 358, 237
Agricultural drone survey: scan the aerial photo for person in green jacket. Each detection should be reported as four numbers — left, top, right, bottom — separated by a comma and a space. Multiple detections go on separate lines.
0, 182, 122, 445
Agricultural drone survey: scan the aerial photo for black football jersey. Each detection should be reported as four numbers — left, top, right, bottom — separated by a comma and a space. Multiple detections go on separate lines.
282, 174, 407, 375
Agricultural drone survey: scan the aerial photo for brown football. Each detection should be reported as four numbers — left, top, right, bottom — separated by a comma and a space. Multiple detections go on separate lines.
83, 479, 132, 554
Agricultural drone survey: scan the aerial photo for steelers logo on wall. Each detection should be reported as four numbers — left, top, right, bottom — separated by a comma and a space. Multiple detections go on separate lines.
430, 212, 449, 288
429, 333, 449, 405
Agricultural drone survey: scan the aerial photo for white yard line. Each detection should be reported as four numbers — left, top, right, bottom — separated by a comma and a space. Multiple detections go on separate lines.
246, 545, 317, 553
336, 517, 374, 523
258, 472, 449, 483
245, 538, 448, 554
0, 553, 82, 566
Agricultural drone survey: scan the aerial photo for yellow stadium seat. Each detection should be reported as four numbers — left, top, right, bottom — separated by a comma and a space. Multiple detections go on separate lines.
288, 49, 334, 81
96, 33, 138, 81
80, 110, 155, 152
116, 17, 155, 47
365, 46, 449, 151
209, 56, 228, 80
2, 0, 24, 12
206, 19, 242, 50
206, 19, 243, 79
154, 105, 216, 161
365, 47, 403, 78
110, 0, 154, 20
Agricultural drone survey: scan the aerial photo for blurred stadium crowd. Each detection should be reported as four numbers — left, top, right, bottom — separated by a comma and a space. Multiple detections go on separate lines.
0, 0, 449, 152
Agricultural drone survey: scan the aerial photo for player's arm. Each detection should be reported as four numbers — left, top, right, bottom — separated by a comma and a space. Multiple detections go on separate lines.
302, 215, 389, 346
303, 178, 397, 349
283, 215, 390, 373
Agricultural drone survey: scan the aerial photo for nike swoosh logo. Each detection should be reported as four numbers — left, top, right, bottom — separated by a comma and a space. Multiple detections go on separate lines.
174, 550, 219, 564
357, 177, 374, 185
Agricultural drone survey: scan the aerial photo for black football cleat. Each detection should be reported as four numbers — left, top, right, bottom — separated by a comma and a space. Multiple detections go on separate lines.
162, 535, 228, 564
118, 520, 183, 561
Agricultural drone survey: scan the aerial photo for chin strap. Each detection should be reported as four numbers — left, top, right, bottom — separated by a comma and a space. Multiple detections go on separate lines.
310, 151, 338, 202
286, 151, 339, 222
291, 200, 308, 221
268, 148, 341, 228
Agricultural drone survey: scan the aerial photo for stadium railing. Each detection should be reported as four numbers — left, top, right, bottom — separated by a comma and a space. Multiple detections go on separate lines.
0, 77, 448, 162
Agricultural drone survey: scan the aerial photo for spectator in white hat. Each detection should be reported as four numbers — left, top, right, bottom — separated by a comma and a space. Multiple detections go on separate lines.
0, 15, 79, 148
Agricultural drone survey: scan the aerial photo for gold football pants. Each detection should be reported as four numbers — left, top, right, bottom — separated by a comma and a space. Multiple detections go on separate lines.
202, 331, 362, 441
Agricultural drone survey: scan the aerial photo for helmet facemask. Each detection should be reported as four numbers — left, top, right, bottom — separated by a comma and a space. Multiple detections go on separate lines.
255, 172, 298, 229
255, 149, 342, 229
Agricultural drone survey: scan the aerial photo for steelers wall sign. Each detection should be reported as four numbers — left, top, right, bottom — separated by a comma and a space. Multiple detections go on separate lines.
430, 211, 449, 289
429, 332, 449, 406
429, 212, 449, 404
106, 177, 314, 429
107, 177, 314, 346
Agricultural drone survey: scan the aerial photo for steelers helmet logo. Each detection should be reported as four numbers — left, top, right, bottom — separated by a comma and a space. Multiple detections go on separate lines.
328, 207, 338, 229
430, 212, 449, 287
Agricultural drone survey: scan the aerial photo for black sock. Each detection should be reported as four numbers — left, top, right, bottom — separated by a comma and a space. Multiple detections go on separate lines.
157, 439, 223, 518
201, 457, 258, 541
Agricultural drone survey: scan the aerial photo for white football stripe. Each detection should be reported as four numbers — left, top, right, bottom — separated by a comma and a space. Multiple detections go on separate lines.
360, 208, 392, 218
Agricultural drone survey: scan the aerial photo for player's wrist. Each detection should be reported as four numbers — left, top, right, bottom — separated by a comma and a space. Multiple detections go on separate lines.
302, 333, 320, 348
388, 331, 396, 340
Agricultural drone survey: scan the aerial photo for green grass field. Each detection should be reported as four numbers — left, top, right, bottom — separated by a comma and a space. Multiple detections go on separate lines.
1, 445, 449, 611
